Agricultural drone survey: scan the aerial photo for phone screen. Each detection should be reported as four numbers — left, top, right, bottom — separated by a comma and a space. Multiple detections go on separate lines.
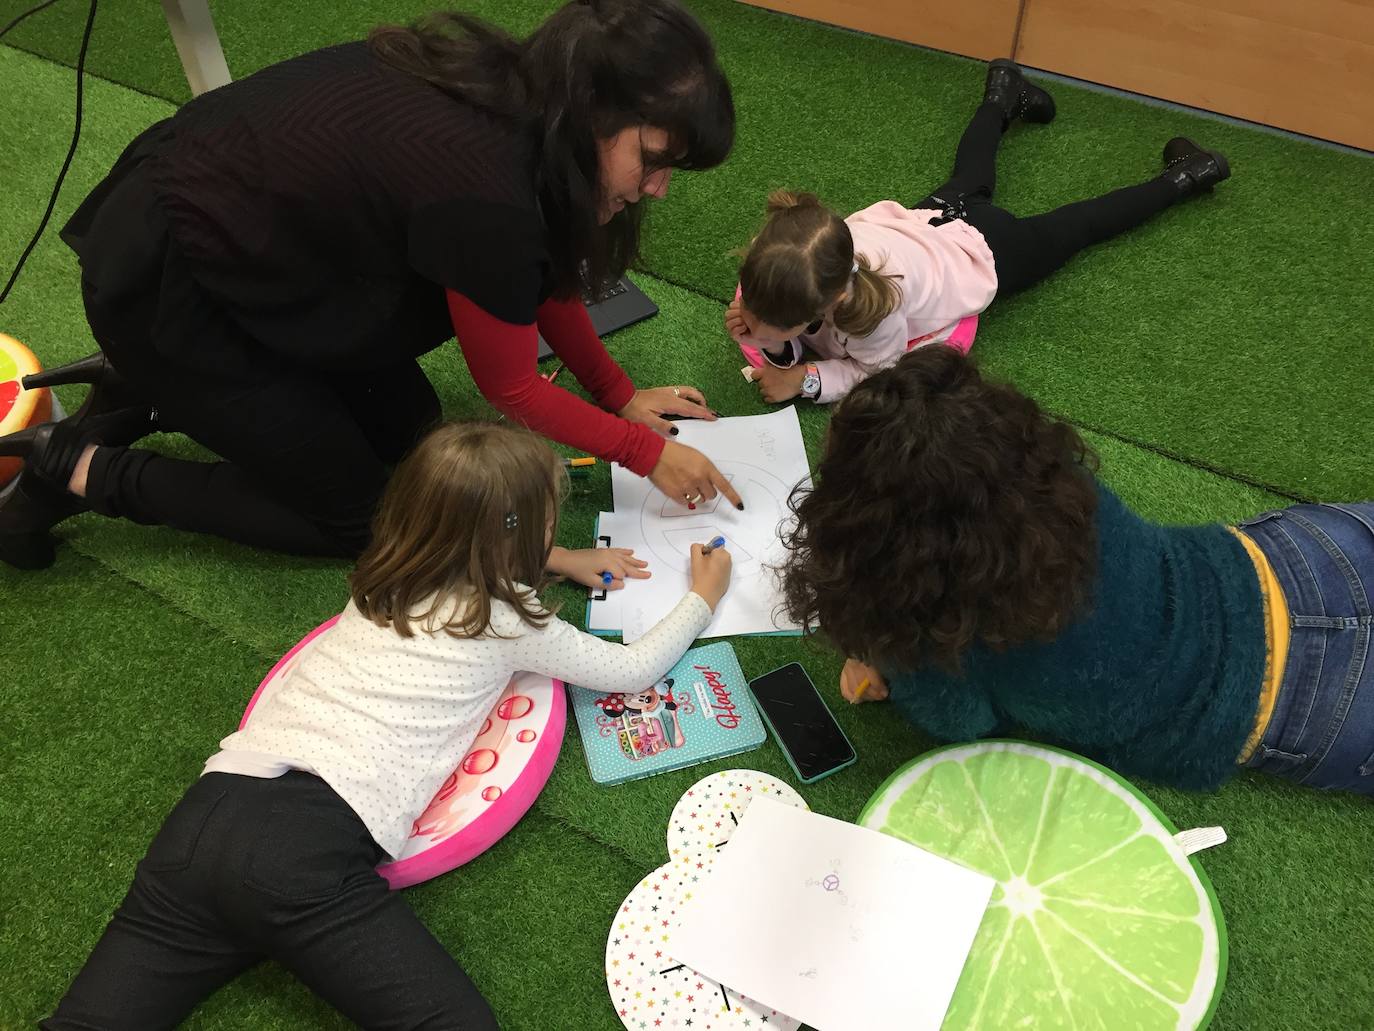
749, 663, 855, 781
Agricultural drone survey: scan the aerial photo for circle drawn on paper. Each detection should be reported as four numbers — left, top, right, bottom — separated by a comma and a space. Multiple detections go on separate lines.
641, 461, 796, 574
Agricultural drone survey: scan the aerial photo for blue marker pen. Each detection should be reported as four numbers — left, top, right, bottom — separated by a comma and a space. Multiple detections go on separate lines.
600, 571, 615, 585
701, 535, 726, 555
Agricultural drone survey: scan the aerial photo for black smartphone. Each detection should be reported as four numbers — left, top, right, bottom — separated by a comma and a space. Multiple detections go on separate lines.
748, 663, 857, 783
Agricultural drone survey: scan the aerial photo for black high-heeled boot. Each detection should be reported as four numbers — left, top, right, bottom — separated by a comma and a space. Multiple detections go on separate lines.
1161, 137, 1231, 195
0, 472, 85, 570
983, 59, 1056, 129
21, 351, 155, 444
0, 406, 155, 487
0, 407, 156, 569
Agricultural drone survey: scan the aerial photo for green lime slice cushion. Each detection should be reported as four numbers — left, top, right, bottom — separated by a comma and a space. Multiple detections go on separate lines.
859, 741, 1226, 1030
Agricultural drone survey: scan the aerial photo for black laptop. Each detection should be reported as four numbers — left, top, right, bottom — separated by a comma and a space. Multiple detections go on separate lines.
537, 276, 659, 359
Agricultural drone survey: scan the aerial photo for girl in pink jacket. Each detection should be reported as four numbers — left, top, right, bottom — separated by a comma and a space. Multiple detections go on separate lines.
728, 59, 1229, 404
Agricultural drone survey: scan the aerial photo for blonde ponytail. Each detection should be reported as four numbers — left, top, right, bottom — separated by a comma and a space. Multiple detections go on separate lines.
833, 255, 902, 338
765, 188, 822, 215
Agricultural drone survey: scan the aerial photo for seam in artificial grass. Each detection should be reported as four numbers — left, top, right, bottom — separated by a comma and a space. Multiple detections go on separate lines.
629, 265, 1309, 507
64, 535, 281, 666
531, 796, 655, 869
0, 40, 180, 106
1064, 418, 1310, 504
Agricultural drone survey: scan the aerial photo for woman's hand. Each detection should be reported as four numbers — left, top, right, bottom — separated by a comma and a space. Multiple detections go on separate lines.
840, 658, 888, 704
689, 542, 733, 611
725, 295, 748, 343
619, 386, 717, 436
649, 440, 744, 510
754, 364, 807, 404
547, 546, 650, 590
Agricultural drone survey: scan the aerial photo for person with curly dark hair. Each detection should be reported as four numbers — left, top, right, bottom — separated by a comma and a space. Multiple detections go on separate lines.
0, 0, 743, 570
781, 345, 1374, 795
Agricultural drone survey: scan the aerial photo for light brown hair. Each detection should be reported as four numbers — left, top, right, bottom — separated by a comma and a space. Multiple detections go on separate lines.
738, 190, 901, 339
350, 421, 565, 639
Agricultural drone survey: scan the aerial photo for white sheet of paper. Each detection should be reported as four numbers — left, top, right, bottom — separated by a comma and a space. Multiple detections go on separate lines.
596, 409, 810, 641
670, 797, 995, 1031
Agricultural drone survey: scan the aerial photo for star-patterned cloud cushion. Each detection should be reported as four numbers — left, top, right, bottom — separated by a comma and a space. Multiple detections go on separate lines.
607, 770, 810, 1030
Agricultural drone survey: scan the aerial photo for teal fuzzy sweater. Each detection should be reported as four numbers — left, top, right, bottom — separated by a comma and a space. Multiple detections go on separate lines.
886, 483, 1268, 790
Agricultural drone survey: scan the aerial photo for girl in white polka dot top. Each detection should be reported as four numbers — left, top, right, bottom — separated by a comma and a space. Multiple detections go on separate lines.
49, 420, 731, 1028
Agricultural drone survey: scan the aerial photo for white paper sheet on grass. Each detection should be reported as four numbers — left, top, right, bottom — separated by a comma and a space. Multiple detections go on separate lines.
670, 797, 995, 1031
594, 409, 810, 641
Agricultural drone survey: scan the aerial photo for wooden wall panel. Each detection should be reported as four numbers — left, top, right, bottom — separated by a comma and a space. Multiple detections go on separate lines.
734, 0, 1022, 62
1016, 0, 1374, 150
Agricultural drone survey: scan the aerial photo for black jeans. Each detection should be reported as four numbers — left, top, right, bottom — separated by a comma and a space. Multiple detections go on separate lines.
915, 102, 1182, 297
62, 155, 444, 559
83, 278, 441, 558
44, 773, 498, 1031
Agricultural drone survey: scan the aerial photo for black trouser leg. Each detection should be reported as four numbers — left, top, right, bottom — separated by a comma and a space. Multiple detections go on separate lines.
963, 176, 1180, 297
46, 774, 498, 1030
84, 372, 389, 557
325, 363, 443, 466
74, 260, 442, 558
79, 355, 439, 558
230, 774, 498, 1030
268, 878, 499, 1030
43, 781, 260, 1030
917, 101, 1006, 207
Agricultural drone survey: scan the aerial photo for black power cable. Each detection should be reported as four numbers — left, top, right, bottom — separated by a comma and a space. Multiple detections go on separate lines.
0, 0, 100, 305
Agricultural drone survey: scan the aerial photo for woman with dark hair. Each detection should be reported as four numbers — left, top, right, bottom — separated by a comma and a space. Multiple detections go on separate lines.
0, 0, 741, 570
782, 345, 1374, 796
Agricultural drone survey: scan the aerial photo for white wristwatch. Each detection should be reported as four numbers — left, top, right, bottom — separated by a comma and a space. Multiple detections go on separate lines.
800, 362, 821, 400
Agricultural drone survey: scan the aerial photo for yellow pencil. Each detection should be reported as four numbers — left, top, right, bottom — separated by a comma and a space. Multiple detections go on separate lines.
564, 456, 597, 468
852, 677, 870, 702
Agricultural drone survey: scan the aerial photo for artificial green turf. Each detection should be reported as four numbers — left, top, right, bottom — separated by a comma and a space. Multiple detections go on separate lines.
2, 18, 1373, 1031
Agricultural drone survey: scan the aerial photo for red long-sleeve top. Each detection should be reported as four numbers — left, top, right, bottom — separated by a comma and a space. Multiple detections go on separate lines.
447, 290, 665, 477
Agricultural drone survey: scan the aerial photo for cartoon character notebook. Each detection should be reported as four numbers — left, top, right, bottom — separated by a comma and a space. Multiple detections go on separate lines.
568, 642, 766, 785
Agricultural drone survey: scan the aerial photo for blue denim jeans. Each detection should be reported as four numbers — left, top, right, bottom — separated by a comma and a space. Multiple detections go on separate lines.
1239, 502, 1374, 795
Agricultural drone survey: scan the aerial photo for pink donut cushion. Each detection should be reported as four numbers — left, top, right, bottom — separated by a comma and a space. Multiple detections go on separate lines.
240, 617, 566, 890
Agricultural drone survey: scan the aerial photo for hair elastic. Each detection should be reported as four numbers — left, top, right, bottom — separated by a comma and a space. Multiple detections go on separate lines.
851, 260, 860, 277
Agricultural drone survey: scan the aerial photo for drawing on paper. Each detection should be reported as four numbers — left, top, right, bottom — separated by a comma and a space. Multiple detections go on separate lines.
638, 460, 794, 573
659, 475, 735, 517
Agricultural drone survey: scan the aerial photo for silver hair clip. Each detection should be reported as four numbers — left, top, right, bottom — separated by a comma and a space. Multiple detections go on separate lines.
504, 512, 519, 531
851, 260, 860, 276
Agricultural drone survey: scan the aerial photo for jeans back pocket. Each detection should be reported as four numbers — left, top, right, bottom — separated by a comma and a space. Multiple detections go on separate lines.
243, 804, 374, 903
142, 782, 227, 874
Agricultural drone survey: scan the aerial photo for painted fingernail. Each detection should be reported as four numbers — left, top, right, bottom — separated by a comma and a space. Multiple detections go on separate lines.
688, 502, 696, 510
711, 409, 723, 418
670, 427, 680, 436
736, 502, 745, 511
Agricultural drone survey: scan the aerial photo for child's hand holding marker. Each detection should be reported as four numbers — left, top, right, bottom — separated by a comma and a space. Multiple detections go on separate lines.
841, 657, 888, 704
689, 536, 732, 611
548, 545, 649, 591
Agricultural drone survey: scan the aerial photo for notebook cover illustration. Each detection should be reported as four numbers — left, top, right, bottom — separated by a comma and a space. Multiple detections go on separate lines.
569, 642, 766, 785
